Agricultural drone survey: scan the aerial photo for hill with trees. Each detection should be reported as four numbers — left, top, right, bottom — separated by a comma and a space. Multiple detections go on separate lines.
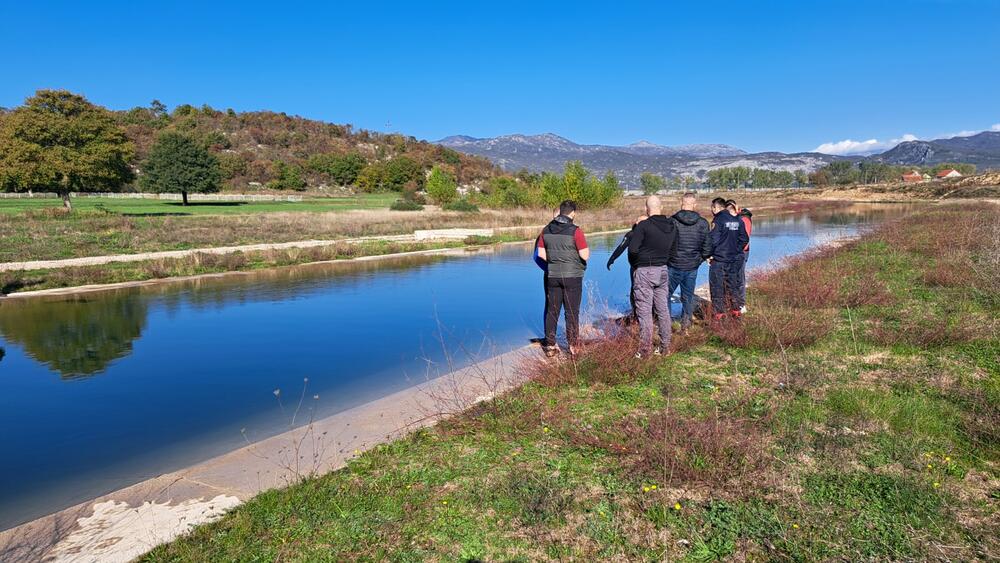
0, 90, 502, 201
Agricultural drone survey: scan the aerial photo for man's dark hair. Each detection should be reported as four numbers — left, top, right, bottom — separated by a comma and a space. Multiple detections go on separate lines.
725, 199, 737, 209
711, 197, 728, 208
559, 200, 577, 216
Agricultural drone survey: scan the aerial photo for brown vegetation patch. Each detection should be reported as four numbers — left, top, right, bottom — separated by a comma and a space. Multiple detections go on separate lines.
867, 310, 992, 348
571, 406, 773, 493
526, 334, 657, 388
714, 307, 836, 351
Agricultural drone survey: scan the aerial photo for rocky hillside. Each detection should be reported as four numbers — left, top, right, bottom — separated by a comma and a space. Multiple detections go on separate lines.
437, 133, 841, 187
871, 131, 1000, 169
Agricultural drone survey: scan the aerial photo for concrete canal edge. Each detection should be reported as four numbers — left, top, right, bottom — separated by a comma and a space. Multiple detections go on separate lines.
0, 345, 540, 562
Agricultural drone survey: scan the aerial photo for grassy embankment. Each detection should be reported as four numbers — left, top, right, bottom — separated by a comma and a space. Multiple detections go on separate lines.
0, 202, 610, 294
0, 193, 836, 294
144, 204, 998, 561
0, 193, 400, 216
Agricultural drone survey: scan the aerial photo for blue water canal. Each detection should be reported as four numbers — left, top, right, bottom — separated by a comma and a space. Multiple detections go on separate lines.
0, 203, 910, 530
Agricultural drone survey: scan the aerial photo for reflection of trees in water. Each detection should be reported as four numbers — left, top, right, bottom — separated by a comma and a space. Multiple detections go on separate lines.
757, 203, 921, 234
0, 293, 148, 379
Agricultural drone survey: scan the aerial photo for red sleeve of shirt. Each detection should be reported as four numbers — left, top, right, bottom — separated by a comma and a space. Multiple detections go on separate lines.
574, 229, 588, 250
536, 233, 544, 248
742, 216, 752, 236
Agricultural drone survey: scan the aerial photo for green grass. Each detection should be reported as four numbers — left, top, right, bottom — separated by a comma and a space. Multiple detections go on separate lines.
137, 204, 998, 561
0, 193, 397, 216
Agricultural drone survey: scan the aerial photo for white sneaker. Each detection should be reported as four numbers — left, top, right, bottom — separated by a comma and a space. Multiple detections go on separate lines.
653, 347, 663, 356
740, 306, 747, 314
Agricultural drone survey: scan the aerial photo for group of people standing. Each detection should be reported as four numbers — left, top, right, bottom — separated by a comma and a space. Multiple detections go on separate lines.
535, 195, 751, 358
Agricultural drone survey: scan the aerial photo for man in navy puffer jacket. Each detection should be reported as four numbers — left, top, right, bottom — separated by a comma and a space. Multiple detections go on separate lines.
708, 197, 749, 319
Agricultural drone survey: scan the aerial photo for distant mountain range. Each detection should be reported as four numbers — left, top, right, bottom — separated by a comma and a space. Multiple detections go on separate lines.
436, 131, 1000, 187
437, 133, 842, 187
871, 131, 1000, 170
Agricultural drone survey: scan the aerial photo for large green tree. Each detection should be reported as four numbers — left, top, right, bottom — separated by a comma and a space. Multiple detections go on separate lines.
640, 172, 666, 195
425, 166, 458, 204
0, 89, 134, 209
141, 131, 222, 204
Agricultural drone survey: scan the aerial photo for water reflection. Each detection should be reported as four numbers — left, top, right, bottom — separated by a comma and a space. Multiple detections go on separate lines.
0, 294, 147, 379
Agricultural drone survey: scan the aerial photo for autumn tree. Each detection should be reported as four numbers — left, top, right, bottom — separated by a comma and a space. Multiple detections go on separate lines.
140, 131, 222, 205
0, 89, 134, 208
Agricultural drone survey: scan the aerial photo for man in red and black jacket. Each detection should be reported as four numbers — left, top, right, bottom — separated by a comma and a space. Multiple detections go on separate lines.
537, 200, 589, 357
726, 199, 752, 310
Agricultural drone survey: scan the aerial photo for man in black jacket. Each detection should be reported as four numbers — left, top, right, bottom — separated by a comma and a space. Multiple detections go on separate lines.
628, 196, 678, 357
606, 214, 647, 318
668, 193, 712, 330
709, 197, 750, 319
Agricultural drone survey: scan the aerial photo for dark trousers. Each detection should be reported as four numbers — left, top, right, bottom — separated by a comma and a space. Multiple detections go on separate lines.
668, 268, 698, 326
709, 258, 745, 312
544, 276, 583, 347
739, 251, 749, 304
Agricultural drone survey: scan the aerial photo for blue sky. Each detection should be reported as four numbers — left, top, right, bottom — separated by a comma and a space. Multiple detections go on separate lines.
2, 0, 998, 154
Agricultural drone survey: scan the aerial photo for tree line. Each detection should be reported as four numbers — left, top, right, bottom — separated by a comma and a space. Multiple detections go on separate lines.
0, 90, 501, 208
808, 161, 977, 186
0, 90, 629, 210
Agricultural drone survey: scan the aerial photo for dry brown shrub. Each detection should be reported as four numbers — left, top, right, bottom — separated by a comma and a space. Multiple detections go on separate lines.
715, 307, 835, 351
525, 334, 656, 388
572, 406, 773, 492
753, 251, 841, 308
867, 310, 991, 347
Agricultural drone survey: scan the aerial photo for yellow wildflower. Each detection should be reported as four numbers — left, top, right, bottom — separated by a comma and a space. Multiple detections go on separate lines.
643, 486, 650, 493
792, 523, 799, 529
933, 482, 940, 488
651, 485, 657, 490
674, 503, 682, 511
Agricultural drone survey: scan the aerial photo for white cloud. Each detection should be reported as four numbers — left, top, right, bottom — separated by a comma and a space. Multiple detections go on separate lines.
814, 133, 917, 156
815, 123, 1000, 156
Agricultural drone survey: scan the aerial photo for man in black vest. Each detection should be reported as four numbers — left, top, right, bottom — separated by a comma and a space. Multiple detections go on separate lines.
628, 195, 678, 357
537, 200, 590, 357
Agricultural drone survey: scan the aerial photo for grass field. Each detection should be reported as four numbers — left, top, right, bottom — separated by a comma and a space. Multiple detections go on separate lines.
0, 194, 398, 216
143, 204, 998, 561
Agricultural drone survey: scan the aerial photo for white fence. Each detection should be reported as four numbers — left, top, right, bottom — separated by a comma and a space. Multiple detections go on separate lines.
0, 192, 305, 202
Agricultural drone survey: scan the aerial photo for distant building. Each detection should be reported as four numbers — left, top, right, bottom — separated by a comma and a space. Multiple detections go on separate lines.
901, 171, 923, 182
935, 169, 963, 179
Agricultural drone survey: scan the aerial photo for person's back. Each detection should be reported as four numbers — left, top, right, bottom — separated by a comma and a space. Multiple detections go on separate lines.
710, 208, 748, 263
537, 200, 589, 357
708, 198, 749, 319
628, 196, 678, 357
541, 218, 586, 278
668, 194, 711, 329
670, 209, 711, 271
